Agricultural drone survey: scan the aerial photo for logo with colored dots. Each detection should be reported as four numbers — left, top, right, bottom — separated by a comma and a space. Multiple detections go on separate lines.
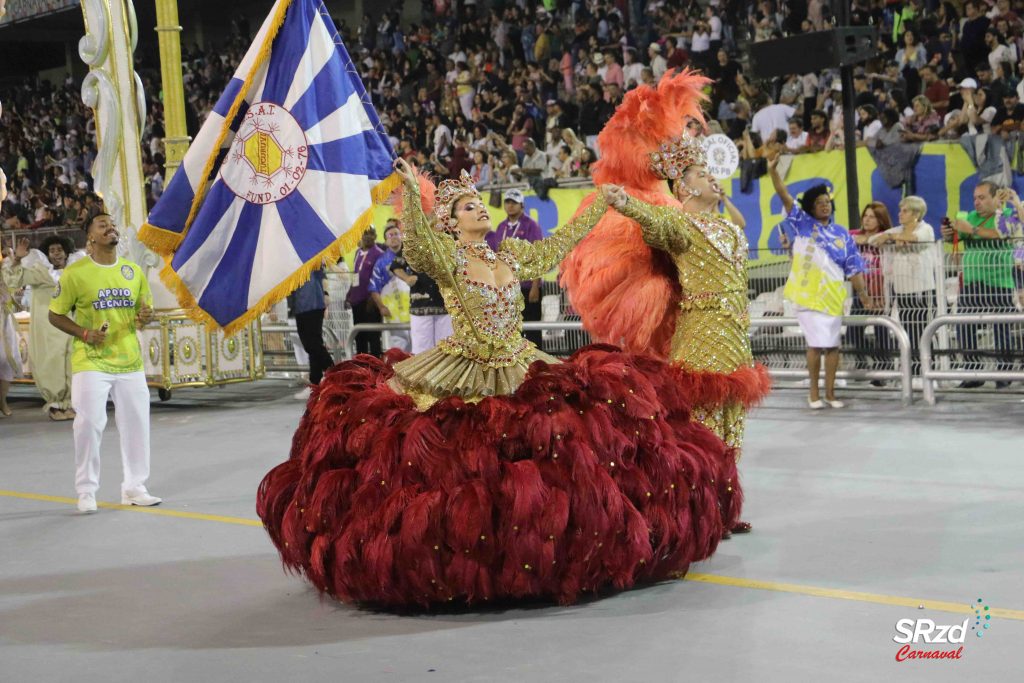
972, 598, 992, 637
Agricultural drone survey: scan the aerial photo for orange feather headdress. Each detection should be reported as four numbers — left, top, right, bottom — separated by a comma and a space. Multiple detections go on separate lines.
560, 71, 710, 359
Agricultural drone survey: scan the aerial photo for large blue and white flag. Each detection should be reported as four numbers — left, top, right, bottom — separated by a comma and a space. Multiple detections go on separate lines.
140, 0, 397, 333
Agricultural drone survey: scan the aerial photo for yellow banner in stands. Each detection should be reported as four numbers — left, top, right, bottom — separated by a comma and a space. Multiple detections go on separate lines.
352, 142, 989, 270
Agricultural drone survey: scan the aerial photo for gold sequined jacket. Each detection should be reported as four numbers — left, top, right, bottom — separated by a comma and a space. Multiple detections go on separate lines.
390, 187, 607, 407
620, 196, 753, 374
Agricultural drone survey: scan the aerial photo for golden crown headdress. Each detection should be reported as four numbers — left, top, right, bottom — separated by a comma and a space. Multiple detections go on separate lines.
434, 170, 480, 234
648, 134, 707, 180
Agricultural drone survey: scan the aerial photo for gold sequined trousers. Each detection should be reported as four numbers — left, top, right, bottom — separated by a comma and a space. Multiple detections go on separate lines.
693, 402, 746, 461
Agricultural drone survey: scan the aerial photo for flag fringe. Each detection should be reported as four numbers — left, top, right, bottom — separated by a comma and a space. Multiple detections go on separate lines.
138, 222, 185, 255
173, 0, 294, 250
158, 172, 402, 336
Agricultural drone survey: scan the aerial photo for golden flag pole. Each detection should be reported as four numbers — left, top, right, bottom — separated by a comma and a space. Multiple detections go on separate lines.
154, 0, 190, 180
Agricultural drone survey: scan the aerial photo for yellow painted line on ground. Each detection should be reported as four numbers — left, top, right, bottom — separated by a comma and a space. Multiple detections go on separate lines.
0, 490, 263, 527
4, 488, 1022, 621
684, 573, 1024, 621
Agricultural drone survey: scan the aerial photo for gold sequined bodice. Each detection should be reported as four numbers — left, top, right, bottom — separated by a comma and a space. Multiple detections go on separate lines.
400, 186, 607, 369
620, 197, 752, 373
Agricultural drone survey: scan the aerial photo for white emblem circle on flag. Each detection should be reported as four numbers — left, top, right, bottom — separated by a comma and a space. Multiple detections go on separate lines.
222, 102, 309, 205
702, 134, 740, 179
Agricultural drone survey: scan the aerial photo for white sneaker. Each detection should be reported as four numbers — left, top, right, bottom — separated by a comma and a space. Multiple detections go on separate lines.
825, 399, 846, 409
808, 399, 826, 410
121, 490, 162, 506
77, 493, 97, 514
293, 387, 312, 400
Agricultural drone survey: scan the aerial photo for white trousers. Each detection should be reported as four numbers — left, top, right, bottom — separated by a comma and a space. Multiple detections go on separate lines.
71, 370, 151, 495
410, 314, 453, 354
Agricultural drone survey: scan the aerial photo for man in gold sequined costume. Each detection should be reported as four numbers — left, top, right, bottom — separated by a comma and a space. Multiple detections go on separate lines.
561, 71, 771, 536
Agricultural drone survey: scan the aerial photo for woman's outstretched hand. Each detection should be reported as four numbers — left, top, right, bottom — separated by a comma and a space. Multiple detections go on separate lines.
601, 184, 628, 210
394, 157, 419, 190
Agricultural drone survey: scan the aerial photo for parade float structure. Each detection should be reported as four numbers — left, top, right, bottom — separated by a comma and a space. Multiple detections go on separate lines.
16, 0, 265, 399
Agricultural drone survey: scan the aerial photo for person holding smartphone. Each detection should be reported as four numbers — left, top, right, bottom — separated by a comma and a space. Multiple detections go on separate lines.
48, 213, 159, 513
942, 182, 1020, 388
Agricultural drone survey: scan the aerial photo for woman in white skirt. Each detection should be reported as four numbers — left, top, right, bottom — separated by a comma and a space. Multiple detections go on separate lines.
769, 157, 877, 408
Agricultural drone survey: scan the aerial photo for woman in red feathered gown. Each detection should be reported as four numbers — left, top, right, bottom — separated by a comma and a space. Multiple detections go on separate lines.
256, 159, 742, 608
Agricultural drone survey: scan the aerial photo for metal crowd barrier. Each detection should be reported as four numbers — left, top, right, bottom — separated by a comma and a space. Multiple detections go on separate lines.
343, 318, 914, 404
920, 313, 1024, 404
750, 316, 914, 406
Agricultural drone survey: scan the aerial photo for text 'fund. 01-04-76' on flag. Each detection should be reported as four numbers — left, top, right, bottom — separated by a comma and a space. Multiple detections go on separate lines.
139, 0, 398, 334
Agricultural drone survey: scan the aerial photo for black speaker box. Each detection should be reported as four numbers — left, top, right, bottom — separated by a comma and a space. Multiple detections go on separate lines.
748, 27, 880, 79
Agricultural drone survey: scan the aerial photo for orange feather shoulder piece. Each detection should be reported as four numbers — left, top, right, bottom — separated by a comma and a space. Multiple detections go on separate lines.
561, 71, 710, 359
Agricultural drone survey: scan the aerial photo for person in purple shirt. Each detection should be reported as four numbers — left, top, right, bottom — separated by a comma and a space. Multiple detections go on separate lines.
485, 189, 544, 347
346, 226, 384, 356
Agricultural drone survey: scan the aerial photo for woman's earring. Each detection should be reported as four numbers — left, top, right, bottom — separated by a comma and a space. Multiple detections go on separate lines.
687, 186, 701, 198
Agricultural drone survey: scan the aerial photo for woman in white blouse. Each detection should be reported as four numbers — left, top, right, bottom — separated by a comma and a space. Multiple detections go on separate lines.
867, 196, 940, 375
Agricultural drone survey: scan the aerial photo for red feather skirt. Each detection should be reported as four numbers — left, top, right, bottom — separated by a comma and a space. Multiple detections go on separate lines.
256, 344, 743, 608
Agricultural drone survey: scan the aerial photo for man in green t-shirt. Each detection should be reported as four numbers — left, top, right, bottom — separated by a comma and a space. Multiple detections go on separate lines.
942, 181, 1018, 388
48, 213, 160, 513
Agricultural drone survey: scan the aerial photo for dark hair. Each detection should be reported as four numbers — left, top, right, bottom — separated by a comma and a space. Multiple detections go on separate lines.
976, 180, 1001, 196
881, 107, 900, 126
384, 223, 401, 237
40, 235, 75, 256
84, 211, 111, 232
799, 184, 833, 214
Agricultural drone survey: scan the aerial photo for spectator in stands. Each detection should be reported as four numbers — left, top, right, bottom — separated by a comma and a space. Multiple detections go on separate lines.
508, 103, 535, 155
622, 48, 644, 90
751, 99, 795, 145
943, 183, 1020, 388
600, 51, 624, 89
869, 61, 907, 103
961, 1, 993, 70
919, 65, 950, 117
992, 91, 1024, 134
647, 42, 667, 80
347, 227, 384, 357
874, 108, 906, 148
939, 78, 997, 137
469, 149, 491, 188
985, 28, 1018, 75
896, 29, 928, 93
520, 138, 549, 179
852, 72, 876, 109
447, 136, 473, 179
903, 96, 943, 141
849, 202, 893, 383
486, 188, 543, 348
806, 110, 831, 151
431, 112, 453, 160
857, 105, 884, 143
868, 196, 940, 377
785, 118, 809, 151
